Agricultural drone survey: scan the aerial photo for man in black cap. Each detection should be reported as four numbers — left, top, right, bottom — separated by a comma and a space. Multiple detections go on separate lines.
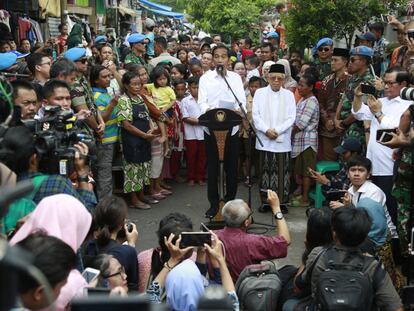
252, 63, 296, 211
309, 137, 362, 192
318, 48, 350, 161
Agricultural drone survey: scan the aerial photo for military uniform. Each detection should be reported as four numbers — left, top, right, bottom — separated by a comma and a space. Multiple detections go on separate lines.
314, 58, 332, 81
125, 33, 153, 73
392, 147, 413, 255
70, 75, 99, 136
338, 68, 374, 147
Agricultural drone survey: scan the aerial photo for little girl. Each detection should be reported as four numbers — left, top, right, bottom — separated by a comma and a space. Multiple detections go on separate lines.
146, 65, 176, 157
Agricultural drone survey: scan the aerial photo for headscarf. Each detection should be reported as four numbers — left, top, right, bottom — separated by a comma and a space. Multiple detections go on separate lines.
356, 198, 387, 247
165, 259, 205, 311
10, 194, 92, 311
262, 60, 275, 82
67, 23, 83, 49
277, 59, 298, 90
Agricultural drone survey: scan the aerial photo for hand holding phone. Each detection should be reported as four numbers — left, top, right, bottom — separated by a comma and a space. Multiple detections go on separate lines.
82, 267, 100, 284
376, 128, 397, 143
180, 232, 212, 248
360, 84, 376, 96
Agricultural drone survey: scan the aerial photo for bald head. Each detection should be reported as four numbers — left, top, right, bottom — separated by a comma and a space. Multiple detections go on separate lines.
222, 199, 250, 227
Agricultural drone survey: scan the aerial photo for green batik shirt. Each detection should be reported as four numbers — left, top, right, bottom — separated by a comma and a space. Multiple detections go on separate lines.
124, 52, 152, 73
70, 75, 98, 135
338, 69, 374, 146
314, 58, 332, 81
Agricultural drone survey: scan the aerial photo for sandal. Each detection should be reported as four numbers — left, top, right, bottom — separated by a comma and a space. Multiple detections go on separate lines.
142, 196, 159, 204
152, 192, 166, 200
130, 202, 151, 210
160, 189, 173, 195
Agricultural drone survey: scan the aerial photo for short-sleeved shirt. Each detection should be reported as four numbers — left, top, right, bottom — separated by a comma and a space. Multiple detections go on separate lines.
181, 94, 204, 141
292, 95, 319, 158
92, 87, 118, 145
215, 226, 288, 281
297, 245, 402, 311
145, 32, 155, 57
145, 84, 176, 110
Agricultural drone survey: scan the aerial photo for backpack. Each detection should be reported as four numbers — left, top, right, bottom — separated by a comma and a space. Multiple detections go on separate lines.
314, 247, 381, 311
235, 262, 282, 311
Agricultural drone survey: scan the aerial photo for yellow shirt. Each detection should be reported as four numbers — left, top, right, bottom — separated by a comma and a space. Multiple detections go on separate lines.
145, 84, 176, 110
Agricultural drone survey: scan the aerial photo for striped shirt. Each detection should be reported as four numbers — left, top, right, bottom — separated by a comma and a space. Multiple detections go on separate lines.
292, 95, 319, 158
92, 87, 119, 145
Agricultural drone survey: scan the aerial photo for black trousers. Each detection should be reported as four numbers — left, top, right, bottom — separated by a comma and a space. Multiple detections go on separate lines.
372, 175, 398, 226
204, 131, 240, 209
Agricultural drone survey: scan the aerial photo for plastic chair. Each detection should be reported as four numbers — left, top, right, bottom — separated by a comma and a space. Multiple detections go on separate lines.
309, 161, 340, 209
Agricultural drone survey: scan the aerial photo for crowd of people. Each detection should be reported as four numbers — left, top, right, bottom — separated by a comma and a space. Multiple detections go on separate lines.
0, 3, 413, 311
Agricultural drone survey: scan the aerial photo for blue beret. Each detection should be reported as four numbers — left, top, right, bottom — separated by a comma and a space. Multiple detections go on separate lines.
316, 37, 333, 49
64, 47, 86, 62
350, 45, 374, 57
267, 31, 279, 38
0, 52, 17, 70
127, 33, 146, 44
95, 35, 107, 44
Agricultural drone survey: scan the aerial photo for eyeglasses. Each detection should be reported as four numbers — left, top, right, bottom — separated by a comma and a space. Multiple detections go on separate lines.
77, 58, 88, 64
318, 47, 330, 52
104, 266, 125, 279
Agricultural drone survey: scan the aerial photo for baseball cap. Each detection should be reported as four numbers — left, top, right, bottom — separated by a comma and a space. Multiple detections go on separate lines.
356, 32, 376, 42
334, 138, 362, 154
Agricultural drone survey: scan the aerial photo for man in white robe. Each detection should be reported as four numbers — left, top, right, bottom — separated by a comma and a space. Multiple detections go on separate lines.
253, 63, 296, 211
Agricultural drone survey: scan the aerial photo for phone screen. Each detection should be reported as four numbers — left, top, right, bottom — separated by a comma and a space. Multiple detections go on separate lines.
376, 129, 397, 142
360, 84, 376, 96
180, 232, 212, 248
82, 269, 100, 283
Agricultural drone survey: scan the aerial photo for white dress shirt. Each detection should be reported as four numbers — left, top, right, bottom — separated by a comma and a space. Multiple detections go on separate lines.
198, 69, 246, 136
352, 96, 412, 176
252, 86, 296, 153
181, 94, 204, 141
348, 180, 397, 238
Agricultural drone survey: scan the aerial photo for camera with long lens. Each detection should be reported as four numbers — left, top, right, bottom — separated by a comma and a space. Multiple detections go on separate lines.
400, 87, 414, 101
24, 106, 94, 176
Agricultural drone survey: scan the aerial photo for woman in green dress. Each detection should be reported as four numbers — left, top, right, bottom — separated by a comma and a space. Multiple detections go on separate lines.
118, 71, 158, 209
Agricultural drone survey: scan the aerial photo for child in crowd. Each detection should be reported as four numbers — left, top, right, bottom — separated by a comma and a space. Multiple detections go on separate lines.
146, 65, 176, 157
245, 55, 261, 81
181, 76, 206, 186
188, 59, 204, 77
170, 79, 187, 183
239, 76, 264, 185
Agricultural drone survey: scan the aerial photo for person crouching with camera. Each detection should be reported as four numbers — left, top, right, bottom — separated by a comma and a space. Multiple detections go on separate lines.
0, 126, 97, 211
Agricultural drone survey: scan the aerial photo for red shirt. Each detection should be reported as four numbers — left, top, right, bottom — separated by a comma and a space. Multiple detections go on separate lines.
215, 226, 288, 281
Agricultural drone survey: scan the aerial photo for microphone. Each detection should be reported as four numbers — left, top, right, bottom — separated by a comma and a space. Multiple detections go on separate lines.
216, 65, 224, 77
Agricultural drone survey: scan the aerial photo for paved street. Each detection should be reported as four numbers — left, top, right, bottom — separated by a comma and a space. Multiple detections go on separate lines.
128, 180, 308, 267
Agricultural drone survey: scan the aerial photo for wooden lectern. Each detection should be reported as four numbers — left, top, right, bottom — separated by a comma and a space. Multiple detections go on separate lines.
198, 108, 242, 226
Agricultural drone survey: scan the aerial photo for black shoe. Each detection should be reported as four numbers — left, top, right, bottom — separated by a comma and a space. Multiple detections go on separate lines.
258, 203, 271, 213
205, 206, 219, 219
280, 204, 289, 214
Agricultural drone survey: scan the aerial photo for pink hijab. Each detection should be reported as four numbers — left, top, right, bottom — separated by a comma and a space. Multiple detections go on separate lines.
10, 194, 92, 311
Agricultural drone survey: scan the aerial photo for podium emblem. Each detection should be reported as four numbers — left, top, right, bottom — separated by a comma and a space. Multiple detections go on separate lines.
215, 110, 226, 122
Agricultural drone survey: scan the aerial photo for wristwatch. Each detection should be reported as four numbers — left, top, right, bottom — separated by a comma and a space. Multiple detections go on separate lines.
274, 212, 284, 220
374, 111, 383, 119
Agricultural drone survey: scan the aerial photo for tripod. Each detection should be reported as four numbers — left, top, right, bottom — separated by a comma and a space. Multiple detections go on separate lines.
219, 68, 276, 228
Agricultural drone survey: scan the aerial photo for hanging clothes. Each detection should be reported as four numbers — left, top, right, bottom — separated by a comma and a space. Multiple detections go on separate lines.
29, 19, 44, 43
18, 17, 31, 42
0, 10, 11, 31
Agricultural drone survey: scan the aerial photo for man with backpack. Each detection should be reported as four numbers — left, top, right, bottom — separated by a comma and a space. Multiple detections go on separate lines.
290, 207, 402, 311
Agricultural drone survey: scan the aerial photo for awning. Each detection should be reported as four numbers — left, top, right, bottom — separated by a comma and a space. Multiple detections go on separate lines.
117, 5, 137, 17
139, 0, 172, 12
145, 7, 184, 19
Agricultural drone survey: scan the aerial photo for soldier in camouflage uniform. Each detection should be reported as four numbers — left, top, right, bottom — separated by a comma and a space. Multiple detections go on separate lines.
386, 108, 414, 255
124, 33, 153, 74
335, 46, 375, 151
314, 37, 333, 80
64, 47, 105, 140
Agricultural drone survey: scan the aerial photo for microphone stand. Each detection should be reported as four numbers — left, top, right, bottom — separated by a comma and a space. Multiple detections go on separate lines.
218, 68, 275, 228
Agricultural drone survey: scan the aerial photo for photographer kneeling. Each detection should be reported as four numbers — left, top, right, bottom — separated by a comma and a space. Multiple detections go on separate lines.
0, 126, 96, 212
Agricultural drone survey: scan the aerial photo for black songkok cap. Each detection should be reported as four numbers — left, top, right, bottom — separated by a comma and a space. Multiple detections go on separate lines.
269, 63, 285, 74
332, 48, 350, 58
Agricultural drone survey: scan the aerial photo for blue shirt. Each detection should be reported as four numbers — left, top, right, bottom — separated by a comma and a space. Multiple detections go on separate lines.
145, 32, 155, 57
